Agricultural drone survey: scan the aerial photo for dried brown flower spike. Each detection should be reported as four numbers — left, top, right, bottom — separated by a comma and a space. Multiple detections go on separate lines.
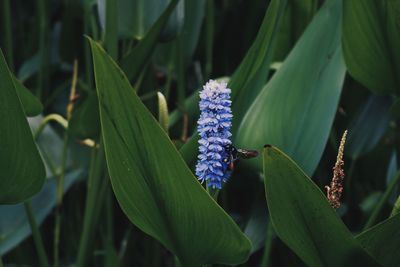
325, 130, 348, 209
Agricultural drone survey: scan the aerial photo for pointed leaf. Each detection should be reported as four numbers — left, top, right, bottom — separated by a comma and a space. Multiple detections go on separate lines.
90, 39, 251, 266
236, 0, 346, 175
263, 146, 381, 267
0, 50, 45, 204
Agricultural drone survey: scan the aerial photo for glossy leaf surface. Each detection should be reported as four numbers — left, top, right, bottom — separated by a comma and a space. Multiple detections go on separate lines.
237, 0, 346, 175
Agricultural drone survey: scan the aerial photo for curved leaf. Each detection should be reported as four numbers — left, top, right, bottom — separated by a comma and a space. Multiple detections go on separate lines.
343, 0, 400, 94
263, 146, 381, 267
90, 39, 251, 266
0, 50, 45, 204
236, 0, 345, 175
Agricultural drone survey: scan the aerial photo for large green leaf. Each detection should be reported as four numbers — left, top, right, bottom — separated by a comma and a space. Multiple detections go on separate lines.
343, 0, 400, 94
236, 0, 345, 176
90, 39, 251, 266
0, 50, 45, 204
263, 146, 381, 267
356, 213, 400, 267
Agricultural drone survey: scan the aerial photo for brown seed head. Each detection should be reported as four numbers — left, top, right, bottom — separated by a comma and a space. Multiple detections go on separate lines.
326, 130, 347, 209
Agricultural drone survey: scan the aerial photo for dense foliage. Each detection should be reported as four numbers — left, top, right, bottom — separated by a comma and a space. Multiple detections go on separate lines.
0, 0, 399, 266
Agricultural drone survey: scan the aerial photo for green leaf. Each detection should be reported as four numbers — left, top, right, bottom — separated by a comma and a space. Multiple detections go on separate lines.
236, 0, 346, 175
13, 76, 43, 117
119, 0, 179, 81
356, 213, 400, 267
0, 50, 45, 204
346, 95, 392, 160
89, 39, 251, 266
343, 0, 400, 94
263, 146, 381, 267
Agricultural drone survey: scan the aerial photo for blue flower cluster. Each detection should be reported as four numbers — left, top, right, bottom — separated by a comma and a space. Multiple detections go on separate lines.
195, 79, 233, 189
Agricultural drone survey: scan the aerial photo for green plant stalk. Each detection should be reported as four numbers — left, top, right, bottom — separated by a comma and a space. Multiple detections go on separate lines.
2, 0, 14, 71
260, 221, 275, 267
205, 0, 214, 79
176, 37, 185, 111
33, 114, 68, 140
76, 143, 107, 267
0, 255, 3, 267
24, 201, 50, 267
105, 0, 118, 59
363, 170, 400, 230
37, 0, 49, 99
84, 1, 94, 89
53, 132, 69, 267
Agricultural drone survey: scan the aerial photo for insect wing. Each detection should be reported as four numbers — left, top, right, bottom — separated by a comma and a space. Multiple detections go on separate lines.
236, 149, 259, 159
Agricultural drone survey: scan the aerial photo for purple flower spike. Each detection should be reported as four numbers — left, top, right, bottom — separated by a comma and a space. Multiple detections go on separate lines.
195, 79, 233, 189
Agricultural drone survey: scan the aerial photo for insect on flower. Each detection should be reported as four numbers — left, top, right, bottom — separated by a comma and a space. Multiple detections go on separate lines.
195, 79, 258, 189
223, 144, 258, 170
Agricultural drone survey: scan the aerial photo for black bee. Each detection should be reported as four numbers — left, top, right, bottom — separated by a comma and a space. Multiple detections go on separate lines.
223, 144, 259, 170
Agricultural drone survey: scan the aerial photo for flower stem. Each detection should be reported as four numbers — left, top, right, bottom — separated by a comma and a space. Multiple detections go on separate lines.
363, 170, 400, 230
37, 0, 49, 99
53, 132, 69, 267
24, 201, 50, 267
0, 254, 4, 267
33, 114, 68, 140
76, 142, 107, 267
